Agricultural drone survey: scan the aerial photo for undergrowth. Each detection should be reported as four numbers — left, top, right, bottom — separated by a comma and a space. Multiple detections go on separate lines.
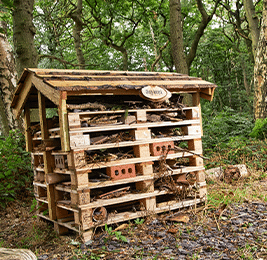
202, 106, 267, 170
0, 130, 33, 208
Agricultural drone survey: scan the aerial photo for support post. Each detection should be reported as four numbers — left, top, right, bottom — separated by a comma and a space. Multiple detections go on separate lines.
58, 91, 70, 152
24, 105, 32, 152
38, 91, 57, 220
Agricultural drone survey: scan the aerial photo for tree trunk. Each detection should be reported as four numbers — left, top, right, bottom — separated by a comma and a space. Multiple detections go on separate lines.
70, 0, 86, 69
13, 0, 38, 76
243, 0, 260, 59
253, 0, 267, 119
169, 0, 188, 74
0, 32, 23, 136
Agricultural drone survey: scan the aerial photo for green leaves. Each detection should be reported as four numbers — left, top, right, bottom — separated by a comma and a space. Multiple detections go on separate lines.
250, 118, 267, 140
0, 130, 33, 208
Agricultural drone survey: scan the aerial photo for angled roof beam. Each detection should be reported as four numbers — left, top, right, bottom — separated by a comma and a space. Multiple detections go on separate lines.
31, 76, 60, 106
13, 72, 34, 119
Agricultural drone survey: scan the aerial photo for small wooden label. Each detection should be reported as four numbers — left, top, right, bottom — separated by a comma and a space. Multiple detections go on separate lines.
141, 86, 167, 100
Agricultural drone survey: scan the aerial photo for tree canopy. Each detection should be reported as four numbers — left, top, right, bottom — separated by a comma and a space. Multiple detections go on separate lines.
0, 0, 265, 136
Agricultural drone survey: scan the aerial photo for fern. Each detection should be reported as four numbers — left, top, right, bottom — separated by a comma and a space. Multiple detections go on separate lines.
250, 118, 267, 140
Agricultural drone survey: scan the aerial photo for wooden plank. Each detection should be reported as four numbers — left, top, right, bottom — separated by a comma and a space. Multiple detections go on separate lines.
200, 92, 213, 101
78, 190, 167, 209
32, 75, 60, 106
192, 93, 203, 136
53, 165, 204, 191
78, 187, 197, 210
46, 79, 216, 88
31, 68, 182, 76
58, 91, 70, 151
33, 181, 47, 188
70, 134, 90, 148
68, 106, 198, 116
13, 72, 34, 118
38, 91, 49, 140
54, 222, 69, 235
46, 173, 70, 184
69, 119, 201, 134
76, 150, 200, 172
24, 106, 33, 152
73, 135, 201, 152
183, 126, 201, 136
155, 198, 204, 212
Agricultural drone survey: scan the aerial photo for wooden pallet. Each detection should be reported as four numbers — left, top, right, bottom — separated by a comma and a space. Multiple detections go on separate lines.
30, 94, 206, 241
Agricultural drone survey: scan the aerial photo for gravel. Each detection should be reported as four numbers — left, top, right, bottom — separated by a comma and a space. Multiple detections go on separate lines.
37, 202, 267, 260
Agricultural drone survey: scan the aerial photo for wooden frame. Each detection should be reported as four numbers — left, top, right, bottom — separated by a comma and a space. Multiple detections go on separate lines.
11, 68, 216, 242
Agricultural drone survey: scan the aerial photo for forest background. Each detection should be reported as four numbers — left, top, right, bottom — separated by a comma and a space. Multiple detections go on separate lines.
0, 0, 267, 234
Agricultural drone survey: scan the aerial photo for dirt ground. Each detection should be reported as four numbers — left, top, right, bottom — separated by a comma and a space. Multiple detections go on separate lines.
0, 175, 267, 260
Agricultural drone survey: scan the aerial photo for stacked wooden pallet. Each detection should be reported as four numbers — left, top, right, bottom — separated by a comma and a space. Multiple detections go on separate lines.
11, 68, 216, 241
31, 100, 205, 241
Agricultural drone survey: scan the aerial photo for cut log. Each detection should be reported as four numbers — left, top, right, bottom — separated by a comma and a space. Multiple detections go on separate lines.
0, 248, 37, 260
205, 164, 248, 181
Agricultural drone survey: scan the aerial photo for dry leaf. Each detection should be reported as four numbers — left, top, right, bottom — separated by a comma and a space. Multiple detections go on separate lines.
169, 213, 189, 223
114, 223, 129, 231
167, 228, 179, 234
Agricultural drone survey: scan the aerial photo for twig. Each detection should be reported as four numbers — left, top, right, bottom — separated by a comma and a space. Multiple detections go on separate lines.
229, 213, 248, 220
171, 146, 209, 160
213, 213, 221, 231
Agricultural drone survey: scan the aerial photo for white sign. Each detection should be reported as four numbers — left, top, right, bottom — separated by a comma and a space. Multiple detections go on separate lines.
140, 86, 171, 101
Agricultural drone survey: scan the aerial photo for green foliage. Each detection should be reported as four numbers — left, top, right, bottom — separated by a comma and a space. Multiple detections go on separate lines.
134, 218, 145, 225
202, 107, 267, 170
0, 131, 33, 208
250, 118, 267, 140
104, 224, 128, 243
202, 106, 254, 152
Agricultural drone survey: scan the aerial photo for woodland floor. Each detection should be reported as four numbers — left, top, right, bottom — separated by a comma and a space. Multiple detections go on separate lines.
0, 173, 267, 260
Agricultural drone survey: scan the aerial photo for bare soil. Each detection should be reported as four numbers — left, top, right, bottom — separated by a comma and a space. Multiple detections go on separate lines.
0, 176, 267, 260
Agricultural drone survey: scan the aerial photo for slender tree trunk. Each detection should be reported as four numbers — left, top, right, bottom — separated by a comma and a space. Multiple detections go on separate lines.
122, 50, 128, 71
169, 0, 188, 74
254, 0, 267, 119
70, 0, 86, 69
0, 32, 23, 135
13, 0, 38, 76
243, 0, 260, 59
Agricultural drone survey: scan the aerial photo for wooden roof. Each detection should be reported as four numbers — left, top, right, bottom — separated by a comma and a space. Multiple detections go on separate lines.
11, 68, 217, 117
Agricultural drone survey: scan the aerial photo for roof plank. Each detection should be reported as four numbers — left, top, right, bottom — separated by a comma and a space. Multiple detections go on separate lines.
31, 76, 60, 106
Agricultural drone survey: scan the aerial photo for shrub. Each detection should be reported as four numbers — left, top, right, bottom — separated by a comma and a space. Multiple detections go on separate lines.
0, 130, 33, 208
250, 118, 267, 140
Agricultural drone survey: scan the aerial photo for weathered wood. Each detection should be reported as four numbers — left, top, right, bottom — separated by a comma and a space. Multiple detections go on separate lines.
45, 79, 216, 88
76, 150, 202, 172
38, 91, 49, 140
73, 134, 201, 151
0, 248, 37, 260
13, 72, 34, 119
24, 106, 33, 152
192, 92, 203, 136
58, 91, 70, 151
46, 173, 70, 184
69, 119, 201, 134
32, 75, 60, 106
13, 68, 212, 242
